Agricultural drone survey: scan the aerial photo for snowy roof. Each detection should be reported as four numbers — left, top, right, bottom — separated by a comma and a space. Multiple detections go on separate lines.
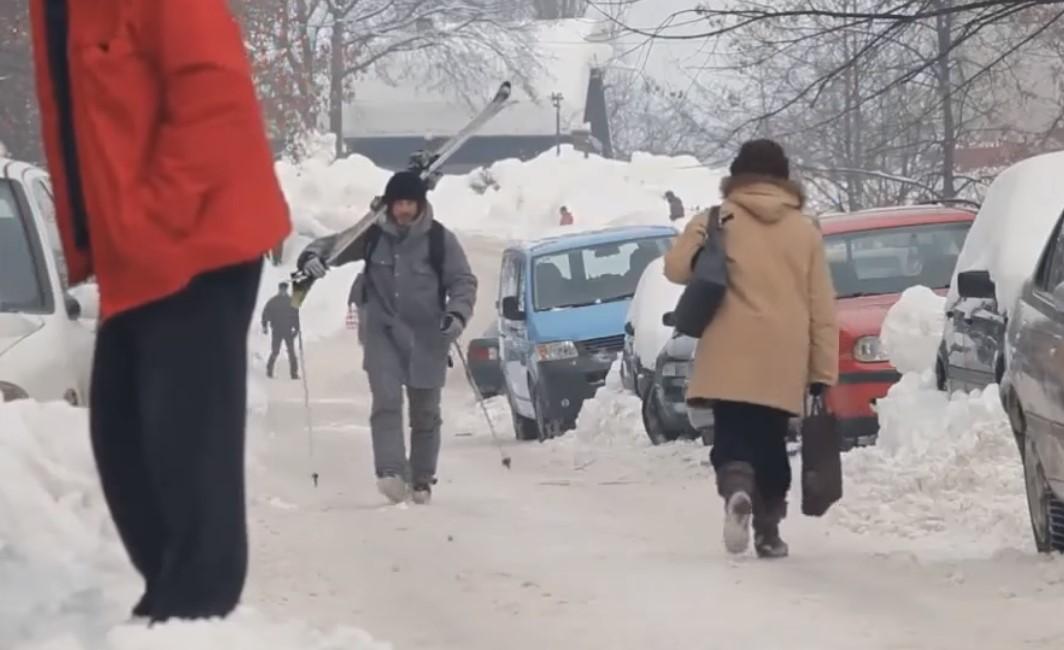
342, 19, 614, 139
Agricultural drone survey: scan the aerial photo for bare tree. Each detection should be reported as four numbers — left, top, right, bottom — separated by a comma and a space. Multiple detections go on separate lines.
532, 0, 588, 19
0, 6, 40, 162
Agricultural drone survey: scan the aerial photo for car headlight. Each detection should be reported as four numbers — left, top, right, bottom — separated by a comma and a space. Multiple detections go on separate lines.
853, 336, 889, 363
535, 340, 579, 362
660, 361, 689, 377
0, 381, 30, 402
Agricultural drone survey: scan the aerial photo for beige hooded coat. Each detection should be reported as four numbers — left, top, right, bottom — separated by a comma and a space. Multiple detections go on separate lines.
664, 175, 838, 415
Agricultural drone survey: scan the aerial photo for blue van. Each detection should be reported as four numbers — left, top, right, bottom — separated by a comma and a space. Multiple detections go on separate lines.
498, 225, 677, 440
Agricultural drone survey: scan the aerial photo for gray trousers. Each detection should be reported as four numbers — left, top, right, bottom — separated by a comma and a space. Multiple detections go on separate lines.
368, 372, 442, 484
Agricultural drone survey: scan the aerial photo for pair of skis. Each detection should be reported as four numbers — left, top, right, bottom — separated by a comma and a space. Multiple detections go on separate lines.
290, 80, 514, 308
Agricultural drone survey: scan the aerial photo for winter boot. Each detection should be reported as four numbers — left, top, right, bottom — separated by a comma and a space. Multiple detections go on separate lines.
753, 495, 789, 559
266, 364, 274, 379
716, 462, 755, 554
412, 482, 433, 505
377, 475, 410, 504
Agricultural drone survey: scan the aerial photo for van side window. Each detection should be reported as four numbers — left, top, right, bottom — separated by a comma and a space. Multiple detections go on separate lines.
1037, 212, 1064, 293
31, 180, 69, 289
499, 253, 518, 303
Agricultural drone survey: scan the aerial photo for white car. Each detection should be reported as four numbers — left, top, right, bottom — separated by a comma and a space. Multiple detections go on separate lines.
0, 159, 96, 404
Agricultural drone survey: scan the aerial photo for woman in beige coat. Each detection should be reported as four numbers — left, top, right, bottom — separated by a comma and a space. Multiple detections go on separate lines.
665, 140, 838, 559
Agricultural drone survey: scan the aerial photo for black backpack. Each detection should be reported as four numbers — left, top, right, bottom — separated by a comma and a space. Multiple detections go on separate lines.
361, 221, 447, 309
673, 206, 729, 337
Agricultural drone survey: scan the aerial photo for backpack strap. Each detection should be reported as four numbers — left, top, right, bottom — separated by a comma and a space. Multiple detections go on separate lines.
360, 225, 383, 305
429, 221, 447, 311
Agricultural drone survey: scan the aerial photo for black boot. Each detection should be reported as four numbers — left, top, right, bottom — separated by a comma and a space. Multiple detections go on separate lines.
716, 462, 755, 554
753, 495, 789, 559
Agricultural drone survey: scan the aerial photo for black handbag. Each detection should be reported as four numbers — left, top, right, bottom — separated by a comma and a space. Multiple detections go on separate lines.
800, 395, 844, 517
673, 207, 728, 338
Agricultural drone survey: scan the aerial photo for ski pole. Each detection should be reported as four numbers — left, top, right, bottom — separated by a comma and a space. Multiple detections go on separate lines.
295, 328, 320, 487
452, 342, 512, 469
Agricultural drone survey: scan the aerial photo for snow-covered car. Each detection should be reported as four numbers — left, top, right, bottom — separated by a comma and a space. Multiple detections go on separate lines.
622, 257, 708, 445
937, 152, 1064, 395
0, 159, 95, 404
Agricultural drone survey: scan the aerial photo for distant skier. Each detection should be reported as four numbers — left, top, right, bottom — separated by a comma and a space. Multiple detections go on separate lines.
664, 139, 837, 559
559, 205, 574, 226
665, 190, 685, 221
298, 171, 478, 505
29, 0, 289, 623
262, 282, 301, 379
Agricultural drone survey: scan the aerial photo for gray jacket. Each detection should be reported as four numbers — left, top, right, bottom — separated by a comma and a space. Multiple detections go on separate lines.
304, 203, 478, 388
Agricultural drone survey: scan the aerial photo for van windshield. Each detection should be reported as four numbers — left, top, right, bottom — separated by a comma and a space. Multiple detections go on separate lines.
0, 180, 50, 312
532, 236, 672, 311
824, 222, 971, 298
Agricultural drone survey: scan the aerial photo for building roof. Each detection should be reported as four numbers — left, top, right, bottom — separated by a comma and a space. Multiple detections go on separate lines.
818, 205, 976, 236
342, 19, 614, 139
516, 224, 678, 256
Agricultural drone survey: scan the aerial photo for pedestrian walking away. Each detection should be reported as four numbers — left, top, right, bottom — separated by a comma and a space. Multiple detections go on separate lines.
665, 190, 686, 221
298, 170, 478, 506
29, 0, 290, 623
664, 139, 838, 559
262, 282, 301, 379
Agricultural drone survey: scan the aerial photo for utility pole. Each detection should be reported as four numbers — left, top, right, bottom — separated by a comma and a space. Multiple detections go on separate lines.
551, 92, 564, 156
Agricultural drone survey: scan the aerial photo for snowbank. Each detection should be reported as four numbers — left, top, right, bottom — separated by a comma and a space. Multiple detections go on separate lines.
627, 257, 685, 366
880, 286, 946, 374
0, 401, 387, 650
830, 374, 1028, 555
570, 362, 647, 448
948, 150, 1064, 314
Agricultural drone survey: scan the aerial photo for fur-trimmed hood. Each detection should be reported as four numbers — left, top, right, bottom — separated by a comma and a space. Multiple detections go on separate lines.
720, 174, 805, 224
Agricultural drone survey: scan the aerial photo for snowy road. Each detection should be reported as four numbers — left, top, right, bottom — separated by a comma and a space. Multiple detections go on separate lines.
241, 238, 1064, 650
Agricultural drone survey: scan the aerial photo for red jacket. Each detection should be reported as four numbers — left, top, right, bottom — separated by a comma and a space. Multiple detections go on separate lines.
30, 0, 290, 319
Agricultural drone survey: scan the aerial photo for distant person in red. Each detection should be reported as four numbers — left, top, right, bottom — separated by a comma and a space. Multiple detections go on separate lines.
30, 0, 290, 623
559, 205, 574, 226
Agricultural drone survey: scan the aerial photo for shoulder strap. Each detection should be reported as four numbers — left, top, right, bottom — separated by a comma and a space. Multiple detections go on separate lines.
429, 221, 447, 310
360, 225, 383, 304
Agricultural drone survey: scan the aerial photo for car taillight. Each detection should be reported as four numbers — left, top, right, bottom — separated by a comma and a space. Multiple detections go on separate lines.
469, 345, 498, 362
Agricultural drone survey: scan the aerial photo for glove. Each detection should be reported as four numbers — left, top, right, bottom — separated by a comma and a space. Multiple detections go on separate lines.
441, 312, 465, 341
809, 382, 829, 397
302, 255, 328, 279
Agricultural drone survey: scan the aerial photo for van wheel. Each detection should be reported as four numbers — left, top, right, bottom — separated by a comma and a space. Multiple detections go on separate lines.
532, 384, 561, 442
1023, 434, 1064, 553
506, 388, 539, 441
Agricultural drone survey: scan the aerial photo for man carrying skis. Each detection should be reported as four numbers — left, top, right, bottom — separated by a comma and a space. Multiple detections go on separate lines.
262, 282, 301, 379
298, 171, 477, 505
29, 0, 289, 622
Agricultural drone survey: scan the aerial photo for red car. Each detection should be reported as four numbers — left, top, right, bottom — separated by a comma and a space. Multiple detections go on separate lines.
818, 206, 975, 447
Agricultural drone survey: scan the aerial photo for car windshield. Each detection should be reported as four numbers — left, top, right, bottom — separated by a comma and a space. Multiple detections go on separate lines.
0, 180, 50, 312
824, 222, 971, 298
532, 236, 672, 311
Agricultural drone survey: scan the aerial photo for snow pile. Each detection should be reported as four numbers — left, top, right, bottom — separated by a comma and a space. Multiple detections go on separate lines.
0, 401, 387, 650
277, 144, 722, 245
569, 362, 648, 448
948, 150, 1064, 314
626, 257, 685, 366
880, 286, 946, 374
830, 374, 1028, 555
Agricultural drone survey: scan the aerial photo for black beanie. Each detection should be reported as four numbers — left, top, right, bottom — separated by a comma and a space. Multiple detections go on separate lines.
383, 171, 427, 205
729, 139, 790, 180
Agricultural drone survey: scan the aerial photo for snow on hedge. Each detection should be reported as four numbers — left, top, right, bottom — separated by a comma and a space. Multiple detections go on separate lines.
0, 401, 387, 650
948, 150, 1064, 314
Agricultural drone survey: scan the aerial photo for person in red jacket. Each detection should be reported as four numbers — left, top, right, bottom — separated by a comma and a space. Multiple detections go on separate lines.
30, 0, 290, 623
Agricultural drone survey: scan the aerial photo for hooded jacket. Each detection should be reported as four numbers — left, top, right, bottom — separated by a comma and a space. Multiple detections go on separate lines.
30, 0, 290, 319
664, 175, 838, 415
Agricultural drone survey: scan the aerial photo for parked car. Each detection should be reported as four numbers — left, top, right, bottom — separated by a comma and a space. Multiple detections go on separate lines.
498, 225, 676, 440
0, 159, 96, 404
937, 152, 1064, 396
622, 257, 707, 445
465, 322, 503, 398
819, 205, 975, 446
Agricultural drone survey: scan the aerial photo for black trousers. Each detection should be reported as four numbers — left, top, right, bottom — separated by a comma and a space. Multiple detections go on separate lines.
268, 331, 297, 377
89, 260, 261, 622
709, 400, 793, 503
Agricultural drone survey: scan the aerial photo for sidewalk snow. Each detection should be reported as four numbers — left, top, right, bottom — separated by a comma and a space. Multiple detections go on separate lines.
831, 374, 1029, 556
880, 286, 946, 374
0, 400, 387, 650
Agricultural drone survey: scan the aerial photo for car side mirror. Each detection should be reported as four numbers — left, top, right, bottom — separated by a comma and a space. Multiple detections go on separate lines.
956, 270, 996, 300
662, 311, 676, 327
624, 322, 635, 336
64, 294, 82, 320
501, 296, 525, 321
